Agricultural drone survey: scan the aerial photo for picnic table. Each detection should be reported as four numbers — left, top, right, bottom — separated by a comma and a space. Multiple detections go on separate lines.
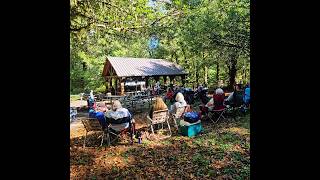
125, 92, 136, 97
100, 93, 155, 113
103, 95, 126, 105
123, 95, 155, 113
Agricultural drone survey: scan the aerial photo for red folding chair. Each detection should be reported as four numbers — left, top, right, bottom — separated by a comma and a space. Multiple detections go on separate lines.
208, 94, 227, 123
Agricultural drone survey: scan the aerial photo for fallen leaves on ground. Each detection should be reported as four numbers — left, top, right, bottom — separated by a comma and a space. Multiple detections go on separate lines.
70, 112, 250, 179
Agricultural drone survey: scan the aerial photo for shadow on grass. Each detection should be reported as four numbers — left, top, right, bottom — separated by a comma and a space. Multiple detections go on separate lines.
88, 137, 250, 179
70, 114, 250, 179
71, 132, 105, 148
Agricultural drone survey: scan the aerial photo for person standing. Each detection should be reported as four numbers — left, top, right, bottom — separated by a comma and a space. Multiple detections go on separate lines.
243, 83, 250, 108
155, 81, 160, 95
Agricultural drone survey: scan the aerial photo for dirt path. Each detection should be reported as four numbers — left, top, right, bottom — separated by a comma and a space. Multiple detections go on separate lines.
70, 100, 87, 108
70, 112, 88, 139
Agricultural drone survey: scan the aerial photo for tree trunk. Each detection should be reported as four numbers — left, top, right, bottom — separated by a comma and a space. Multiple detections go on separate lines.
216, 62, 220, 84
196, 67, 199, 85
202, 53, 207, 86
115, 78, 118, 95
80, 77, 85, 90
82, 62, 87, 71
175, 52, 179, 65
228, 53, 237, 88
204, 66, 208, 86
229, 64, 236, 88
182, 49, 187, 65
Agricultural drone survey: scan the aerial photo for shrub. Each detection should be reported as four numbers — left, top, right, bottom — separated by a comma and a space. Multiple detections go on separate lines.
95, 85, 106, 93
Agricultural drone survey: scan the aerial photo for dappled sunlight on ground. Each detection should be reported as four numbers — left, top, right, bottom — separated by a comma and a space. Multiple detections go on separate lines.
225, 127, 250, 136
70, 111, 250, 179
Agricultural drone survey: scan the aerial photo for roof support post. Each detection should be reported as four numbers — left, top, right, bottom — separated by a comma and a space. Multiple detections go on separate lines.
120, 77, 125, 96
154, 76, 160, 82
181, 75, 186, 87
115, 78, 118, 95
109, 77, 112, 87
163, 75, 167, 85
169, 75, 175, 86
145, 76, 149, 88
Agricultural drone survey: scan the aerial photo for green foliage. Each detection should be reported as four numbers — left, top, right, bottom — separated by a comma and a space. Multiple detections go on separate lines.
192, 154, 210, 166
70, 94, 80, 101
95, 84, 106, 93
70, 0, 250, 93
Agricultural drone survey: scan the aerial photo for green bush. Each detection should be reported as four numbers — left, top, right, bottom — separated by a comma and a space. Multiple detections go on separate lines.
70, 95, 80, 101
95, 85, 106, 93
70, 88, 83, 95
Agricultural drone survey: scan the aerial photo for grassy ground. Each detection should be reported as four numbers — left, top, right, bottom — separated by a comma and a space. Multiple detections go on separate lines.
70, 112, 250, 179
71, 94, 81, 101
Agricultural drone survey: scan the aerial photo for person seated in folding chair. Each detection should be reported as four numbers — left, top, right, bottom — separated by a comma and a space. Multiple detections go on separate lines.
149, 97, 168, 118
198, 88, 223, 115
212, 88, 226, 110
164, 87, 174, 103
147, 97, 171, 136
209, 88, 227, 123
225, 84, 244, 107
104, 100, 135, 145
169, 92, 189, 128
87, 94, 108, 130
91, 103, 109, 130
169, 92, 187, 114
199, 97, 213, 118
224, 84, 245, 118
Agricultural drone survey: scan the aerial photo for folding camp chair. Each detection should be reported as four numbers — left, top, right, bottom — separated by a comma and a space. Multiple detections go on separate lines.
105, 116, 136, 146
208, 94, 227, 123
208, 108, 227, 123
147, 109, 172, 137
80, 117, 105, 148
224, 94, 245, 121
228, 104, 247, 120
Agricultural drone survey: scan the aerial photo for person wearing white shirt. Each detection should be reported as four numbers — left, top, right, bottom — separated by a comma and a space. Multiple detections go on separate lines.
170, 92, 187, 114
105, 100, 132, 131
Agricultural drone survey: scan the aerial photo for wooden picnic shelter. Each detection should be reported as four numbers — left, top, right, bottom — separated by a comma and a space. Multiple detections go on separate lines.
102, 57, 188, 95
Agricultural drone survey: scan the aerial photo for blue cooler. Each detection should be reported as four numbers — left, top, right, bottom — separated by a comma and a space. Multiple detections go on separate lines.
179, 122, 203, 137
179, 112, 203, 137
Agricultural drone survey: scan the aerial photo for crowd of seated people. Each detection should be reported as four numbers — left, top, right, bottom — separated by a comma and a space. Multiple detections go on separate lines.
85, 82, 250, 134
87, 91, 133, 132
80, 82, 250, 147
199, 88, 225, 116
198, 83, 250, 117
